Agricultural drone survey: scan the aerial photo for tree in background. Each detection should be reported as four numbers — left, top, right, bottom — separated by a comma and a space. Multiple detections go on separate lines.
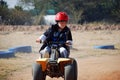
18, 0, 53, 25
0, 0, 32, 25
19, 0, 84, 24
1, 0, 120, 25
0, 0, 9, 24
111, 0, 120, 22
76, 0, 120, 23
12, 0, 120, 24
9, 6, 32, 25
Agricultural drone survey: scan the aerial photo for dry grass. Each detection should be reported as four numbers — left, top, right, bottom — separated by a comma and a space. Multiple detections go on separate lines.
0, 29, 120, 80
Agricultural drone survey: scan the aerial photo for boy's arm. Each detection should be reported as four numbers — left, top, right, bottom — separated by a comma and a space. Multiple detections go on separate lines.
66, 30, 73, 48
36, 27, 52, 43
36, 34, 47, 43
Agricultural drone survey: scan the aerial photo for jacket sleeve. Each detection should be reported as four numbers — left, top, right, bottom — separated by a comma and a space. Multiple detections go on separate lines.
39, 27, 52, 42
68, 30, 72, 41
66, 29, 73, 48
43, 27, 52, 37
66, 28, 72, 41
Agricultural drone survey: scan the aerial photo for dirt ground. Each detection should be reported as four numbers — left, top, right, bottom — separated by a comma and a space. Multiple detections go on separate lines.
0, 30, 120, 80
6, 54, 120, 80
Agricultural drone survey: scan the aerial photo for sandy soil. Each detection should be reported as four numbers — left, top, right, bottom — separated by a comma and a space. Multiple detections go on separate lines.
7, 54, 120, 80
0, 30, 120, 80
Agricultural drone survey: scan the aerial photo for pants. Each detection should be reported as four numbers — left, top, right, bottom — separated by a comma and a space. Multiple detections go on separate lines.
40, 46, 69, 58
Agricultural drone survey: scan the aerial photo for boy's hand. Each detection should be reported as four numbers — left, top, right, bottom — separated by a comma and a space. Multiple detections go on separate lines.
66, 42, 72, 46
36, 39, 41, 43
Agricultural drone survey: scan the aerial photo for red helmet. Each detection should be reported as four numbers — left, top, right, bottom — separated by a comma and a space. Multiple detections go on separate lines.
55, 12, 68, 21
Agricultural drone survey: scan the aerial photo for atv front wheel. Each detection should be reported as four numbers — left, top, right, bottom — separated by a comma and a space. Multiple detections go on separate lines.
32, 63, 46, 80
64, 59, 77, 80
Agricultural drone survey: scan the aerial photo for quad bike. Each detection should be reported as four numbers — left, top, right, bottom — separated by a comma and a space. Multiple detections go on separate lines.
32, 41, 78, 80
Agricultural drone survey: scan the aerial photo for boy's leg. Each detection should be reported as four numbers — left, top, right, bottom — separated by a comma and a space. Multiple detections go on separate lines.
40, 46, 50, 58
59, 47, 69, 58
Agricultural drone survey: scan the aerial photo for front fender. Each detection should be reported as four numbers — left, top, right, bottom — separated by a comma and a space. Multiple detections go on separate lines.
36, 58, 49, 71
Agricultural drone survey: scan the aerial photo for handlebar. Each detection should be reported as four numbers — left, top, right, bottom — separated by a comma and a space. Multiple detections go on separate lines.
47, 41, 65, 44
37, 39, 71, 47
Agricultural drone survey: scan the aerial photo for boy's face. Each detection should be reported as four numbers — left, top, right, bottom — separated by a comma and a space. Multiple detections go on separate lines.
58, 21, 67, 29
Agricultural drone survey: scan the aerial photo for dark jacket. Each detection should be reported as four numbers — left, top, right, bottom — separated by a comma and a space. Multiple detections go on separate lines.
40, 24, 72, 51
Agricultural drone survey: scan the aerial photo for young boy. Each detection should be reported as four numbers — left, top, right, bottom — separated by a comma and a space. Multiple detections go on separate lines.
36, 12, 73, 58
